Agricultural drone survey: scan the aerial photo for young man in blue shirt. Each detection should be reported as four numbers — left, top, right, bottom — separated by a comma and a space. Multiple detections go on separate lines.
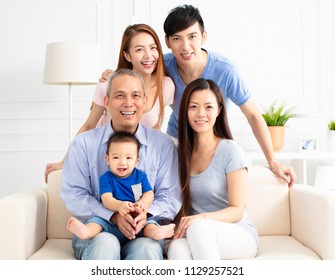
163, 4, 297, 187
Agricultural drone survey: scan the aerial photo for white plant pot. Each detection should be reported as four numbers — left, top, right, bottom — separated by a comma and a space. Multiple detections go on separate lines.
328, 131, 335, 153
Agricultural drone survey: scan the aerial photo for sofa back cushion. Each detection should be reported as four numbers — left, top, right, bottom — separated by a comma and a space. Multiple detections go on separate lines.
246, 165, 291, 236
47, 170, 72, 239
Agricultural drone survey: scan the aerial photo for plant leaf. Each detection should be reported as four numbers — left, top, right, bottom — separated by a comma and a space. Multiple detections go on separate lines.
262, 100, 300, 126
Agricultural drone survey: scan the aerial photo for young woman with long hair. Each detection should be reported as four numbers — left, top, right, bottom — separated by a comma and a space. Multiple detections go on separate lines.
168, 78, 258, 260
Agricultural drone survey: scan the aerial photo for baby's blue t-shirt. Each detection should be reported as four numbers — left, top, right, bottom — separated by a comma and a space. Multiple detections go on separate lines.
99, 168, 152, 202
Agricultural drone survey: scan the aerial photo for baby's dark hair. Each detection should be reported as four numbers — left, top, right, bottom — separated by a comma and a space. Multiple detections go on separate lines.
106, 131, 140, 156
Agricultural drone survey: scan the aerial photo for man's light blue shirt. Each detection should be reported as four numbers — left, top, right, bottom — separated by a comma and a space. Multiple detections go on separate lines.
61, 123, 182, 223
164, 49, 251, 138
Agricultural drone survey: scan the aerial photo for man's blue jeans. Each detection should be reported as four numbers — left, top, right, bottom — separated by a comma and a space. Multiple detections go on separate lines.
72, 228, 165, 260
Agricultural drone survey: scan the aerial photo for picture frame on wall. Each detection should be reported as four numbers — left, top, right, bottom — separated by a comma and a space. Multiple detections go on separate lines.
299, 136, 319, 152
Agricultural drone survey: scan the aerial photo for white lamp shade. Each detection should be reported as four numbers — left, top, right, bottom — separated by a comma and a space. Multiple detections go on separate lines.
43, 42, 99, 85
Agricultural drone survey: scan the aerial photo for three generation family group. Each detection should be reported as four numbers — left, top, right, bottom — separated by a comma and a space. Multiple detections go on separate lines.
44, 4, 296, 260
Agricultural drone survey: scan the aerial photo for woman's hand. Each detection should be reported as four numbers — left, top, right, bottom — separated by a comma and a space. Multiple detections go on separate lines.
173, 214, 204, 239
45, 160, 64, 183
99, 69, 114, 83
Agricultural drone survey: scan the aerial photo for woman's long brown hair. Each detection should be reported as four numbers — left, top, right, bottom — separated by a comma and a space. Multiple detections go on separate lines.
177, 78, 234, 219
117, 24, 167, 128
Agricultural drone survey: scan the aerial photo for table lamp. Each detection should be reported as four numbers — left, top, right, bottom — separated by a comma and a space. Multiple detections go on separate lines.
43, 42, 99, 143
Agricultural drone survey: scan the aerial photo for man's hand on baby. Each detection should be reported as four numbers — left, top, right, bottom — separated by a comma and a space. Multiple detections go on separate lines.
116, 202, 148, 237
132, 211, 147, 235
129, 203, 147, 235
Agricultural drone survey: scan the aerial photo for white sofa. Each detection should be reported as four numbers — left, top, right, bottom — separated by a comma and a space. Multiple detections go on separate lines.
0, 165, 334, 260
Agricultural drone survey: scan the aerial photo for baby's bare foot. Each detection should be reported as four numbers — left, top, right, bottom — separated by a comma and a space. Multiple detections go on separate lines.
67, 217, 92, 239
148, 224, 176, 241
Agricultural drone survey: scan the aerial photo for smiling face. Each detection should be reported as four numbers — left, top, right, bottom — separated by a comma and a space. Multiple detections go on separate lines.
106, 141, 139, 178
104, 73, 146, 134
123, 32, 159, 76
165, 22, 206, 66
187, 88, 221, 134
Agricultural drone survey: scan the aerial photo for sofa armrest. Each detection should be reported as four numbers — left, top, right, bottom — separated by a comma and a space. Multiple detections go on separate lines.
0, 188, 47, 259
290, 184, 335, 260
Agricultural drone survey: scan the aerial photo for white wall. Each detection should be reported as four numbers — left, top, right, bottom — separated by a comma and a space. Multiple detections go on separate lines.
1, 0, 335, 197
0, 0, 117, 196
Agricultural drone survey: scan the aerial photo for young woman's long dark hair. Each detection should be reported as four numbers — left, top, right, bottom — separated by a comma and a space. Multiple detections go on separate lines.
177, 78, 234, 219
117, 24, 167, 128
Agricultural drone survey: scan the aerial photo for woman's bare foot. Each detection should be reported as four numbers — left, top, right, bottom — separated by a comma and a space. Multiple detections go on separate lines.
66, 217, 93, 239
144, 224, 176, 240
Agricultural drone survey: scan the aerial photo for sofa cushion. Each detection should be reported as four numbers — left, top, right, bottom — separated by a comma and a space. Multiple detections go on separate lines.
47, 170, 73, 239
256, 236, 320, 259
246, 165, 291, 236
29, 239, 75, 260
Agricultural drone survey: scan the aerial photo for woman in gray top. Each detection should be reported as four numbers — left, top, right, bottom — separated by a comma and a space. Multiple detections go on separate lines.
167, 78, 258, 260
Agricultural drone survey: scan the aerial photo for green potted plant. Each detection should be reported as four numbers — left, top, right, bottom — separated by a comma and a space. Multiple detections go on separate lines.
328, 120, 335, 131
262, 101, 300, 152
327, 119, 335, 152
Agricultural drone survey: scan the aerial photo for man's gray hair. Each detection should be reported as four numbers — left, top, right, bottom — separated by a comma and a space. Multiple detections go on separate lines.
106, 68, 146, 98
